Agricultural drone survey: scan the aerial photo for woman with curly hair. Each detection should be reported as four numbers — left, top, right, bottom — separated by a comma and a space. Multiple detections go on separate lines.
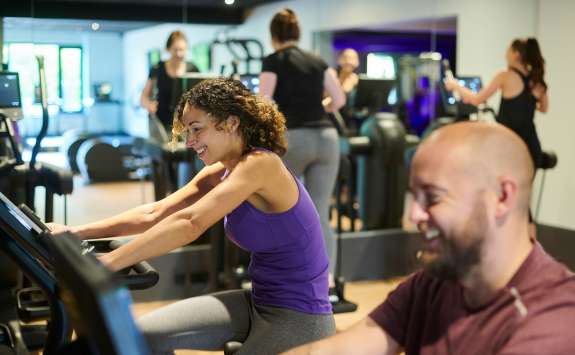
48, 77, 336, 354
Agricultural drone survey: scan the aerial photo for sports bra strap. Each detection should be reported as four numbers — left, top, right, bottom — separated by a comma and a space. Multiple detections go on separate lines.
510, 67, 530, 84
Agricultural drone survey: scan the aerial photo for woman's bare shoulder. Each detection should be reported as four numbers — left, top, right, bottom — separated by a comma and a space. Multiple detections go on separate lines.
224, 150, 286, 192
201, 162, 227, 187
241, 149, 283, 171
497, 69, 514, 80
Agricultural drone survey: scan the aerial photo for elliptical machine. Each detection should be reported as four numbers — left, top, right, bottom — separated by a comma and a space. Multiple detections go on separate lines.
0, 57, 73, 222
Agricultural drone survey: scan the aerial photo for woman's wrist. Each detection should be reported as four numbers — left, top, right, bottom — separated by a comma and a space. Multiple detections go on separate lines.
69, 225, 90, 240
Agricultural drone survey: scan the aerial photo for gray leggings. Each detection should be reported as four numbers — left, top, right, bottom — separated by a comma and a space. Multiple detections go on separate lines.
137, 289, 335, 355
282, 127, 340, 275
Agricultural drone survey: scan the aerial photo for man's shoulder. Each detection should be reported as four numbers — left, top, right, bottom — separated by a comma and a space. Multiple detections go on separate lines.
522, 271, 575, 312
500, 280, 575, 354
517, 243, 575, 294
513, 246, 575, 337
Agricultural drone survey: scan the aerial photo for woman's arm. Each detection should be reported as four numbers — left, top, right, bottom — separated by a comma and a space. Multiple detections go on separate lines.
323, 68, 346, 112
281, 317, 400, 355
259, 72, 277, 99
445, 71, 505, 106
535, 86, 549, 113
54, 163, 225, 240
99, 153, 274, 271
140, 79, 158, 114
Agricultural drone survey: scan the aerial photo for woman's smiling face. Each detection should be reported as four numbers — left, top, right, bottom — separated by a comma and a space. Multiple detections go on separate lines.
181, 105, 227, 165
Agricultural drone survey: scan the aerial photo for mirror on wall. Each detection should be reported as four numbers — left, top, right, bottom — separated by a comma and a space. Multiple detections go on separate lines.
313, 15, 457, 137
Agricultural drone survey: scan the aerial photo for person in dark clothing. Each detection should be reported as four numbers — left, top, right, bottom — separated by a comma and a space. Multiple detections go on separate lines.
140, 30, 199, 135
445, 37, 549, 168
259, 9, 345, 295
283, 122, 575, 355
141, 30, 200, 188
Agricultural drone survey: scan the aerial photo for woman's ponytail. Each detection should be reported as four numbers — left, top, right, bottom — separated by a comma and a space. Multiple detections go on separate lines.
524, 38, 548, 91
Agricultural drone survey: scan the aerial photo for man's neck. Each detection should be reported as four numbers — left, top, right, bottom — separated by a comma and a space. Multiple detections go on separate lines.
461, 225, 534, 308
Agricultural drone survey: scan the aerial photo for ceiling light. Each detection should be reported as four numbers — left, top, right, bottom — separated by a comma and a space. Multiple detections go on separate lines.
225, 0, 235, 5
91, 22, 100, 31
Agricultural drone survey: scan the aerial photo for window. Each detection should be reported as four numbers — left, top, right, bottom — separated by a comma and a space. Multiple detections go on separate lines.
59, 47, 83, 112
3, 43, 83, 113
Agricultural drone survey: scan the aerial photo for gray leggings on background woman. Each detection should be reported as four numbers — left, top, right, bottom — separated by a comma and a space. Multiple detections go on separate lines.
282, 127, 340, 276
137, 289, 335, 355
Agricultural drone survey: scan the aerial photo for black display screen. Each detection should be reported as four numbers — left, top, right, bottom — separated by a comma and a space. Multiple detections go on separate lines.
0, 73, 22, 108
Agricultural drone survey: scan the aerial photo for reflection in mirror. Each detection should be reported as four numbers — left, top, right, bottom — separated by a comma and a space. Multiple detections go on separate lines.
313, 15, 457, 137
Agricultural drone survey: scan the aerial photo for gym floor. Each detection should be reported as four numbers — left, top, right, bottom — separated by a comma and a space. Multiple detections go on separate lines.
35, 152, 405, 355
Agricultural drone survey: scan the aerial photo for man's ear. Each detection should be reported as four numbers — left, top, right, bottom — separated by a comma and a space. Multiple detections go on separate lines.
225, 115, 240, 133
495, 176, 518, 219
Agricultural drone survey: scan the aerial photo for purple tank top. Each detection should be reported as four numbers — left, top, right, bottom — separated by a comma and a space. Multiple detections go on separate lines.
224, 169, 332, 314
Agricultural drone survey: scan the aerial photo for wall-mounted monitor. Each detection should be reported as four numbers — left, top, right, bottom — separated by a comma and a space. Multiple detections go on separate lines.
0, 72, 23, 120
354, 75, 397, 113
440, 76, 482, 117
240, 74, 260, 94
366, 53, 396, 80
94, 82, 113, 102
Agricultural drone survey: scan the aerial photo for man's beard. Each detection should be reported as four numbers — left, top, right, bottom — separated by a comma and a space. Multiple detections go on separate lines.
423, 200, 486, 282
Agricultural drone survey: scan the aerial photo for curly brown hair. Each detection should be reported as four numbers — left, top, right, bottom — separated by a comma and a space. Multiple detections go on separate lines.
172, 77, 287, 156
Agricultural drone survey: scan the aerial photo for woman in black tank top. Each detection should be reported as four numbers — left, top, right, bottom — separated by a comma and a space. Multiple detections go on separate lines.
498, 67, 541, 166
140, 31, 199, 133
445, 38, 549, 168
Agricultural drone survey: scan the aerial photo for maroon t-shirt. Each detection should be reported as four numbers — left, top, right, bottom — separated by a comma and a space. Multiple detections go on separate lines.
369, 243, 575, 354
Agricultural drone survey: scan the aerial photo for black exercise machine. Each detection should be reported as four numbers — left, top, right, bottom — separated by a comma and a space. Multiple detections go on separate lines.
0, 62, 73, 223
0, 191, 73, 355
325, 73, 429, 311
0, 191, 158, 354
49, 233, 151, 355
0, 64, 76, 355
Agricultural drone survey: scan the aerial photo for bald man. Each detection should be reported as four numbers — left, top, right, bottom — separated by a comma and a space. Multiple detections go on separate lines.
283, 122, 575, 355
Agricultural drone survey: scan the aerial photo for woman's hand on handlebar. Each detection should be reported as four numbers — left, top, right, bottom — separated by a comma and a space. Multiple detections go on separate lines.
46, 222, 72, 235
97, 252, 120, 272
